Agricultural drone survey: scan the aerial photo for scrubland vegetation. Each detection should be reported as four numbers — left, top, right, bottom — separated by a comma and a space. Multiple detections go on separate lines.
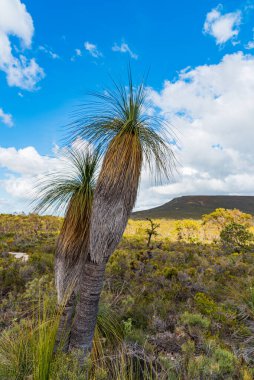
1, 209, 254, 379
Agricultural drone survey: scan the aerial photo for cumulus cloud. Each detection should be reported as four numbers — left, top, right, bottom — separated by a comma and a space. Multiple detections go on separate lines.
0, 108, 13, 127
0, 143, 94, 212
203, 5, 241, 45
0, 146, 65, 212
84, 41, 102, 58
0, 0, 44, 90
134, 51, 254, 210
0, 146, 60, 176
112, 42, 138, 59
0, 0, 33, 46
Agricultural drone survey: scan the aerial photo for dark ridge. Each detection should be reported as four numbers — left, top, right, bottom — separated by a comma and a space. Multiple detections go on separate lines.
132, 195, 254, 220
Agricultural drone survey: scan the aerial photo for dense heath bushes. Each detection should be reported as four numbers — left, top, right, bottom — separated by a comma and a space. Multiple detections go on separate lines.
1, 212, 254, 378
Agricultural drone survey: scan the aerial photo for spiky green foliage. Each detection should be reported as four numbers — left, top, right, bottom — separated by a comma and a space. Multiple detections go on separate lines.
70, 70, 176, 185
34, 146, 99, 260
0, 290, 61, 380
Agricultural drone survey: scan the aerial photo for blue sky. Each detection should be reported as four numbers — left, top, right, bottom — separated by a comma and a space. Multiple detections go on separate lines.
1, 0, 254, 212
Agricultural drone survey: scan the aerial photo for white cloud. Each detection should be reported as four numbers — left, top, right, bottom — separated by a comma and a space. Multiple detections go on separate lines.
134, 51, 254, 210
75, 48, 82, 57
0, 146, 59, 176
0, 143, 92, 212
0, 0, 44, 90
2, 176, 37, 200
203, 5, 241, 45
39, 45, 59, 59
0, 0, 33, 46
0, 108, 13, 127
84, 41, 102, 58
245, 28, 254, 49
246, 41, 254, 49
0, 146, 65, 212
112, 42, 138, 59
71, 48, 82, 62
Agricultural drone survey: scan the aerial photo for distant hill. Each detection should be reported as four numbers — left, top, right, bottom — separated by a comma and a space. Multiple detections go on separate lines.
132, 195, 254, 220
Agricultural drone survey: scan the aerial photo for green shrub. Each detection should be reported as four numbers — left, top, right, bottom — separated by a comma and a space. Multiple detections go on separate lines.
220, 222, 253, 250
181, 311, 210, 329
213, 348, 236, 375
163, 266, 178, 279
194, 292, 218, 315
122, 318, 133, 336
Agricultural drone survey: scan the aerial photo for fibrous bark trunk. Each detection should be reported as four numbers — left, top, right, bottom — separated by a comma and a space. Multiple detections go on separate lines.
54, 248, 81, 351
55, 252, 66, 304
69, 258, 106, 353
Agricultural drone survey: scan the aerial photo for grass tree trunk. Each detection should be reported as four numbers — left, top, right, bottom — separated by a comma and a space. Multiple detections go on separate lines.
68, 258, 107, 353
55, 249, 66, 304
54, 244, 82, 351
68, 135, 142, 357
54, 221, 92, 350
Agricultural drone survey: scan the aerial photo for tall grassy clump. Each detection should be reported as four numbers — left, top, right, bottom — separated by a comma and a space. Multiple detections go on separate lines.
0, 320, 34, 379
32, 293, 63, 380
0, 289, 61, 380
91, 303, 124, 363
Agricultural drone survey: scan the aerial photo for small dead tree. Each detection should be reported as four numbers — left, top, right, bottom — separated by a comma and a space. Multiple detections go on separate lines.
145, 218, 160, 248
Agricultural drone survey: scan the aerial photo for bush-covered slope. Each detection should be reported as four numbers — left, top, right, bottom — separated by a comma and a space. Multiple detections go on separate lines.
133, 195, 254, 219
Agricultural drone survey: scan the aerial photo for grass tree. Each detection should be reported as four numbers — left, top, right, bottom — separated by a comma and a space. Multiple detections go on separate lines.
68, 72, 176, 356
34, 146, 99, 349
